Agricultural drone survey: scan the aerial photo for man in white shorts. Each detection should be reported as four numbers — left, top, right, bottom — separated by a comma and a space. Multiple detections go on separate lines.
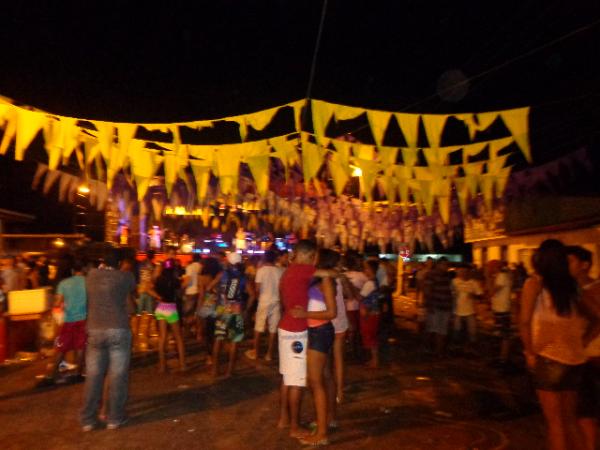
245, 249, 283, 361
277, 240, 317, 438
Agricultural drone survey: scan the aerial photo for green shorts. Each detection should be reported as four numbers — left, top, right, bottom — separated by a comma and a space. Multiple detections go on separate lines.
215, 313, 244, 343
155, 302, 179, 324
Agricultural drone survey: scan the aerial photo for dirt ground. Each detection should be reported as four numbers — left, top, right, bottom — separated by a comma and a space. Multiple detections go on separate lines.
0, 296, 548, 450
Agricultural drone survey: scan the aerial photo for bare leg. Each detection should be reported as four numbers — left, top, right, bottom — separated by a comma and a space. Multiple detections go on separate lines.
288, 386, 308, 438
266, 332, 276, 360
225, 342, 238, 378
333, 332, 346, 402
562, 391, 587, 450
578, 418, 597, 450
366, 345, 380, 368
324, 356, 336, 424
536, 389, 587, 450
278, 382, 290, 428
170, 321, 187, 371
303, 349, 329, 443
157, 319, 167, 373
211, 339, 222, 377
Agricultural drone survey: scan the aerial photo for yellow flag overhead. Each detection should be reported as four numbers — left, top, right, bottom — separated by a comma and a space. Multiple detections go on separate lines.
216, 144, 244, 195
244, 141, 271, 196
354, 157, 379, 202
463, 161, 485, 196
413, 166, 434, 181
0, 107, 16, 155
499, 107, 531, 162
311, 99, 335, 145
455, 113, 478, 140
419, 179, 435, 215
394, 113, 420, 148
380, 169, 397, 204
246, 107, 279, 131
0, 102, 12, 126
480, 174, 494, 210
378, 146, 399, 167
289, 100, 305, 133
401, 147, 419, 167
117, 123, 137, 159
436, 178, 452, 224
301, 140, 327, 188
43, 119, 62, 170
423, 146, 458, 166
15, 108, 47, 161
489, 136, 513, 159
487, 154, 509, 176
353, 143, 375, 161
366, 110, 392, 148
462, 141, 487, 160
333, 104, 364, 121
188, 145, 217, 162
183, 120, 213, 131
230, 117, 247, 142
453, 177, 469, 215
475, 112, 498, 132
495, 166, 512, 197
163, 151, 179, 197
328, 150, 351, 196
93, 121, 115, 162
422, 114, 448, 148
271, 136, 300, 180
189, 159, 213, 201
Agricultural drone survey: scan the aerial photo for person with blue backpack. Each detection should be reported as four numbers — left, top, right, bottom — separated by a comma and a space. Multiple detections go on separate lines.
211, 252, 255, 378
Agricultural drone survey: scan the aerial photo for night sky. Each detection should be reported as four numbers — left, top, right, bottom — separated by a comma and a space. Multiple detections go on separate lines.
0, 1, 599, 232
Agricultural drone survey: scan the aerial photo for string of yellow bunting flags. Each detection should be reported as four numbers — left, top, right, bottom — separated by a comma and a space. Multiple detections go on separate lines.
0, 95, 530, 223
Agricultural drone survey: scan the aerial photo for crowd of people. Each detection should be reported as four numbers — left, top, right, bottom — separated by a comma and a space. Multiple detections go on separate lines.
3, 237, 598, 448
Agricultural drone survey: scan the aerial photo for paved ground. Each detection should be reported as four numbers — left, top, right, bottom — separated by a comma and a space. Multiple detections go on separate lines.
0, 295, 548, 450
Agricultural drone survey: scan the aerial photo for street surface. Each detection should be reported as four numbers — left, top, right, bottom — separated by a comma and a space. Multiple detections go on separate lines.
0, 295, 546, 450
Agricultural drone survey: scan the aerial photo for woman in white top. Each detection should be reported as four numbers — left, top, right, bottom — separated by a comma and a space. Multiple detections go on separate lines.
520, 239, 588, 450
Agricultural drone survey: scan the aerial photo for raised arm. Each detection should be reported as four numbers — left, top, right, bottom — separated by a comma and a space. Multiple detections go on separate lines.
519, 276, 541, 368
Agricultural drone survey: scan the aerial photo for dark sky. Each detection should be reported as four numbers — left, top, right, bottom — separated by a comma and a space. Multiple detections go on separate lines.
0, 1, 599, 230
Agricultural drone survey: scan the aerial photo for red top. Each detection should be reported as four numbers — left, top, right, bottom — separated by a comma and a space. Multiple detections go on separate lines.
278, 263, 316, 332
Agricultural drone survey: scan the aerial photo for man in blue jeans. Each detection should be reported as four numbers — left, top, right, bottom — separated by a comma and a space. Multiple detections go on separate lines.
81, 249, 136, 431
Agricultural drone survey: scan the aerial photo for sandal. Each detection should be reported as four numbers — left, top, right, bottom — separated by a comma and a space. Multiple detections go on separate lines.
299, 436, 329, 447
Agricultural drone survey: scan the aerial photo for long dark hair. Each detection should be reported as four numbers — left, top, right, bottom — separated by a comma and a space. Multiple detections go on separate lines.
532, 239, 579, 316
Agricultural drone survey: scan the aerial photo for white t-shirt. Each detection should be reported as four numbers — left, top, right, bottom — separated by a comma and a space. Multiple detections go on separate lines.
345, 271, 369, 311
491, 271, 512, 313
452, 278, 482, 316
255, 265, 283, 305
184, 262, 202, 295
360, 280, 377, 298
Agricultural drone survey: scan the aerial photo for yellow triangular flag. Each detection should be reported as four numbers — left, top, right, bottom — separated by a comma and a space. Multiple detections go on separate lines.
57, 117, 80, 163
189, 159, 213, 201
476, 112, 498, 132
353, 144, 375, 161
495, 166, 512, 197
271, 136, 300, 180
455, 113, 478, 140
229, 117, 247, 142
366, 109, 392, 148
216, 144, 244, 195
117, 123, 137, 158
289, 100, 306, 132
311, 100, 335, 145
413, 166, 434, 181
401, 147, 419, 167
462, 142, 488, 160
301, 140, 327, 188
480, 174, 494, 210
163, 151, 179, 197
419, 179, 435, 215
380, 169, 397, 204
333, 104, 364, 121
15, 108, 47, 161
93, 121, 115, 162
0, 107, 17, 155
436, 179, 452, 224
188, 145, 217, 162
354, 157, 379, 202
378, 146, 399, 168
454, 177, 469, 215
487, 154, 509, 176
328, 147, 351, 196
422, 114, 448, 148
394, 113, 420, 148
489, 136, 513, 159
244, 141, 271, 196
499, 107, 531, 162
463, 162, 485, 196
246, 107, 279, 131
